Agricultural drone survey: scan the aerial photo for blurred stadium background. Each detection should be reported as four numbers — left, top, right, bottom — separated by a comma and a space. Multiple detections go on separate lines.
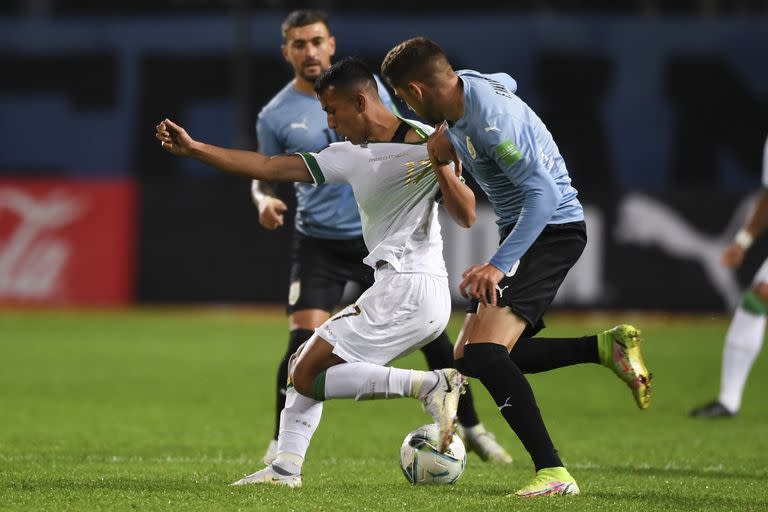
1, 0, 767, 311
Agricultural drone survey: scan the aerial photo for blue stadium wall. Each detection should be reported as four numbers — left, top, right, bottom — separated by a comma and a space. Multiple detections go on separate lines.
1, 14, 766, 310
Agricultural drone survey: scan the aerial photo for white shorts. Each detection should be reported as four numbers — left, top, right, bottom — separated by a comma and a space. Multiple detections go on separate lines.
754, 258, 768, 284
316, 268, 451, 366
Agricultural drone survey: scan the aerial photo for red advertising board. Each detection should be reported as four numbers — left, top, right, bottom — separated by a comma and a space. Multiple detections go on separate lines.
0, 178, 136, 305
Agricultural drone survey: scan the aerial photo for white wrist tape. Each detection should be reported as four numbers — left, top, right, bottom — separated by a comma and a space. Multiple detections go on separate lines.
734, 229, 754, 250
251, 180, 267, 206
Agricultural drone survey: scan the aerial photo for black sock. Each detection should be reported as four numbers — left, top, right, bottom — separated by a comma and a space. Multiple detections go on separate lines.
274, 328, 314, 440
511, 335, 599, 374
421, 332, 480, 428
464, 343, 562, 471
454, 357, 471, 377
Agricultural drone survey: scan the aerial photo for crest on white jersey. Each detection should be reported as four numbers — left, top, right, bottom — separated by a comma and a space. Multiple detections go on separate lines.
466, 136, 477, 159
404, 159, 432, 186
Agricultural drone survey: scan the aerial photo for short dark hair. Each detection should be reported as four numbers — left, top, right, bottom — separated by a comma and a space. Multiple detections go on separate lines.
381, 37, 451, 88
281, 9, 329, 41
314, 57, 378, 96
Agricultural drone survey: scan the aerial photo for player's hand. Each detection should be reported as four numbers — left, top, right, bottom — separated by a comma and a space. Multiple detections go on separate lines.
257, 196, 288, 230
428, 122, 461, 176
156, 118, 196, 157
459, 263, 505, 307
722, 243, 746, 268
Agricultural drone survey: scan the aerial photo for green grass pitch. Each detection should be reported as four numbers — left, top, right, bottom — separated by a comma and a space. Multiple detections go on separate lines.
1, 309, 767, 511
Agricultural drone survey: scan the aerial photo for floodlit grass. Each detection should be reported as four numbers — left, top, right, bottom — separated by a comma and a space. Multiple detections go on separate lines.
1, 309, 767, 511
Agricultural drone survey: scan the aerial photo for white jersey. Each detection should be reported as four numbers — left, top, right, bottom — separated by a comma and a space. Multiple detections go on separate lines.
297, 121, 447, 277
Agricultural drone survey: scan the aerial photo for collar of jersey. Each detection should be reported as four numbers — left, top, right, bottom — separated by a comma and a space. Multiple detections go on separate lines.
364, 117, 429, 145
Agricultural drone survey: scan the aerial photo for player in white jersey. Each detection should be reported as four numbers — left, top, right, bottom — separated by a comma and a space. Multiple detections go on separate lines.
251, 11, 509, 467
691, 135, 768, 418
156, 57, 475, 487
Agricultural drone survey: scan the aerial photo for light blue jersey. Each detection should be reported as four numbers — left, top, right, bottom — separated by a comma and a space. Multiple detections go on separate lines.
256, 76, 397, 239
446, 70, 584, 274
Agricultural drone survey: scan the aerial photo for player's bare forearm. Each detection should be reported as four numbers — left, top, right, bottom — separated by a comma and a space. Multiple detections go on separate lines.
434, 164, 476, 228
726, 189, 768, 265
157, 118, 312, 183
189, 142, 311, 183
427, 122, 475, 227
744, 189, 768, 240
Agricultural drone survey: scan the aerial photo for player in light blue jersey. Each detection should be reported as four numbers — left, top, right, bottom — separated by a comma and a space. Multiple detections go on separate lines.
252, 12, 510, 467
253, 31, 396, 239
383, 37, 653, 497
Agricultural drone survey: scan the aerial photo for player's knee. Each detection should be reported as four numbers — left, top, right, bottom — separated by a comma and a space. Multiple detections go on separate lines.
290, 363, 315, 397
742, 287, 768, 315
287, 340, 309, 376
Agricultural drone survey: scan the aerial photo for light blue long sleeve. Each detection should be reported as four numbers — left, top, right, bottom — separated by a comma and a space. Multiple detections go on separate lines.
489, 168, 561, 273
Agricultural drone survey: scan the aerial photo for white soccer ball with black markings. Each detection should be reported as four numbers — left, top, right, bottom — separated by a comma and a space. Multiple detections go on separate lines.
399, 423, 466, 485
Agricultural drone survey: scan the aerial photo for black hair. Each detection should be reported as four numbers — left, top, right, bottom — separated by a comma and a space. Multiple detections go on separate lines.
281, 9, 329, 41
381, 37, 450, 87
314, 57, 378, 96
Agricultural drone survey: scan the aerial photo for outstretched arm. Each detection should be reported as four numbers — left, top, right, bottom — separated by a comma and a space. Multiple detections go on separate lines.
428, 122, 476, 228
156, 118, 313, 183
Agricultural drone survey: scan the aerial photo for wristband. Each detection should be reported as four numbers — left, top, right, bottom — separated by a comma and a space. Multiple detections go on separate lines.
734, 229, 754, 250
251, 181, 267, 206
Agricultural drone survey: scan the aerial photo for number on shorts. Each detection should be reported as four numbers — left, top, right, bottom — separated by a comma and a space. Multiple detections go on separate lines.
331, 305, 361, 321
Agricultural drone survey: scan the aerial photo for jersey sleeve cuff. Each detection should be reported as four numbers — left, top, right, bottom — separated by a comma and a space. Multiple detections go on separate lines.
297, 152, 326, 186
488, 258, 508, 274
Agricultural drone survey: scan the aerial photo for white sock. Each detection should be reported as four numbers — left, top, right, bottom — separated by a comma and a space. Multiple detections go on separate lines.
274, 387, 323, 474
323, 362, 438, 400
718, 306, 765, 413
464, 423, 487, 438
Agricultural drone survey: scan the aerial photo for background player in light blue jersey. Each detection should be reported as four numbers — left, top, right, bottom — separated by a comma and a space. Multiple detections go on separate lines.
252, 12, 510, 466
382, 37, 653, 497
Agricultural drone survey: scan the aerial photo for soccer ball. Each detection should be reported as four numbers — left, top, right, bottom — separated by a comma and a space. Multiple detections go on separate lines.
399, 423, 466, 485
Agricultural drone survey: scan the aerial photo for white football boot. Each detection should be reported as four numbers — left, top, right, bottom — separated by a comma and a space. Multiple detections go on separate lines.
420, 368, 464, 452
230, 464, 302, 488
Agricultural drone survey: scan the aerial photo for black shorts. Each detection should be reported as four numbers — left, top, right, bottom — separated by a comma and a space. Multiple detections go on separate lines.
286, 232, 374, 314
467, 221, 587, 337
